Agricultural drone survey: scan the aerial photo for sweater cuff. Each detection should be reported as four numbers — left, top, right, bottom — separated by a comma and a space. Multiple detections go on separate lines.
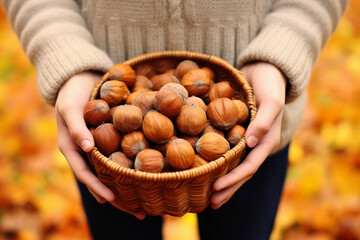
237, 24, 316, 103
34, 36, 114, 106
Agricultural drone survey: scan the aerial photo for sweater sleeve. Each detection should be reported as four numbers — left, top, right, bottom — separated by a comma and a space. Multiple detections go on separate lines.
237, 0, 349, 103
1, 0, 114, 105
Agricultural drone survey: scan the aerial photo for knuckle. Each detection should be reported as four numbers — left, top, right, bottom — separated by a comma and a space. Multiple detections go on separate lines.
56, 101, 68, 115
57, 138, 67, 155
247, 170, 256, 179
69, 128, 82, 141
243, 161, 257, 179
272, 96, 285, 109
76, 169, 88, 183
273, 135, 281, 146
56, 100, 78, 118
257, 121, 271, 135
58, 142, 65, 154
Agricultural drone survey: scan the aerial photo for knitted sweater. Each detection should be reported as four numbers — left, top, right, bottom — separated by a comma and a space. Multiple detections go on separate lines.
2, 0, 349, 152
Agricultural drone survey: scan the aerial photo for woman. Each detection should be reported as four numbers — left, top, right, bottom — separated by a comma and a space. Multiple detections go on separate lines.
2, 0, 349, 239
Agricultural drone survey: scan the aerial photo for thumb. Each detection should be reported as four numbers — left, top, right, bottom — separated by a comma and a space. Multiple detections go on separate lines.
61, 107, 95, 152
245, 100, 277, 148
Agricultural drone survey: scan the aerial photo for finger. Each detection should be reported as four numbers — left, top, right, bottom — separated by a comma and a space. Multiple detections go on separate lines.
110, 201, 146, 220
213, 112, 283, 192
211, 177, 250, 209
57, 117, 115, 202
58, 104, 94, 153
212, 143, 268, 191
88, 187, 106, 204
245, 99, 283, 148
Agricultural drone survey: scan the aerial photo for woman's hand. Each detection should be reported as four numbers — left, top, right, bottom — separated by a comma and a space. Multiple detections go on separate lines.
55, 71, 145, 220
210, 62, 287, 209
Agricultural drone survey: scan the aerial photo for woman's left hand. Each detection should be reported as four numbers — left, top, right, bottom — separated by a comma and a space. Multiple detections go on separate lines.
210, 62, 287, 209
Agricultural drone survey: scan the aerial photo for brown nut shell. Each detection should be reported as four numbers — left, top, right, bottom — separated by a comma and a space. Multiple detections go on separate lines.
201, 121, 225, 137
160, 83, 189, 101
109, 151, 133, 169
226, 125, 246, 147
108, 63, 136, 88
92, 123, 122, 156
176, 105, 207, 136
151, 136, 178, 155
195, 132, 230, 161
131, 91, 157, 116
184, 96, 207, 112
206, 97, 239, 130
150, 73, 179, 91
154, 88, 184, 117
181, 69, 211, 96
150, 58, 178, 74
84, 99, 112, 126
192, 154, 209, 168
201, 67, 216, 82
113, 105, 143, 132
209, 81, 233, 101
134, 63, 156, 78
142, 111, 174, 144
178, 134, 199, 149
232, 99, 250, 125
134, 149, 164, 173
100, 80, 129, 106
134, 75, 153, 90
121, 131, 150, 159
174, 60, 199, 79
126, 91, 143, 105
166, 138, 195, 170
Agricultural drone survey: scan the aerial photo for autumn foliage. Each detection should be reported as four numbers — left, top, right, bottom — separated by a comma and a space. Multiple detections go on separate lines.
0, 2, 359, 240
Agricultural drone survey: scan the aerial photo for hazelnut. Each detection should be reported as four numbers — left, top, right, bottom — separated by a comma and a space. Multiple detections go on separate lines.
100, 80, 129, 106
207, 97, 239, 130
176, 105, 207, 136
142, 111, 174, 144
154, 88, 184, 117
209, 81, 233, 101
232, 99, 249, 125
174, 60, 199, 79
192, 155, 209, 168
108, 63, 136, 88
131, 91, 157, 116
184, 96, 207, 111
92, 123, 122, 156
113, 105, 143, 132
150, 73, 179, 91
166, 138, 195, 170
109, 151, 133, 169
84, 99, 111, 126
134, 149, 164, 173
195, 132, 230, 161
121, 131, 150, 159
181, 69, 211, 97
226, 125, 246, 147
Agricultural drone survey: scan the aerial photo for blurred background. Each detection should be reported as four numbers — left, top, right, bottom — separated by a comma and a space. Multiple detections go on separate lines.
0, 1, 359, 239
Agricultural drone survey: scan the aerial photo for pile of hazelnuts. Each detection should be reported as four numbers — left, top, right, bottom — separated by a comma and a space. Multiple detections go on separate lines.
84, 59, 249, 173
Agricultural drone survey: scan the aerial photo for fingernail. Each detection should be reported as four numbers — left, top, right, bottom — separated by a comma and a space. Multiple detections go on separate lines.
98, 199, 106, 204
94, 196, 106, 204
247, 136, 258, 148
81, 140, 92, 152
211, 202, 222, 210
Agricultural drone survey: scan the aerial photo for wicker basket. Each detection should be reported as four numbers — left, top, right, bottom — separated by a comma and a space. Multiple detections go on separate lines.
87, 50, 257, 217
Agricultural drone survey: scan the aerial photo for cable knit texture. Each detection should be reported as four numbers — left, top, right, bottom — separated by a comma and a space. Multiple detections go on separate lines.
2, 0, 349, 151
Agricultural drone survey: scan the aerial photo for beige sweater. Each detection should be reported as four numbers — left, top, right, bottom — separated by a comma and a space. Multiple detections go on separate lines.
2, 0, 349, 152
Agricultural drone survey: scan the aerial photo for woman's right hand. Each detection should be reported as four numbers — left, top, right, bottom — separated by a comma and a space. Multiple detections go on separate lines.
55, 71, 145, 220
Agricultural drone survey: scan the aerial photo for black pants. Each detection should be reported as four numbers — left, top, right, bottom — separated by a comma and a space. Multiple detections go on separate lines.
77, 144, 289, 240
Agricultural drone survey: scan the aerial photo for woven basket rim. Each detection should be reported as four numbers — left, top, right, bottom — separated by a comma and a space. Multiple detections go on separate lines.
89, 50, 257, 182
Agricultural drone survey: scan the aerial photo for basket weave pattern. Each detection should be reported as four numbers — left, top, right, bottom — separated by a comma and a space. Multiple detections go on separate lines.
88, 50, 256, 216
